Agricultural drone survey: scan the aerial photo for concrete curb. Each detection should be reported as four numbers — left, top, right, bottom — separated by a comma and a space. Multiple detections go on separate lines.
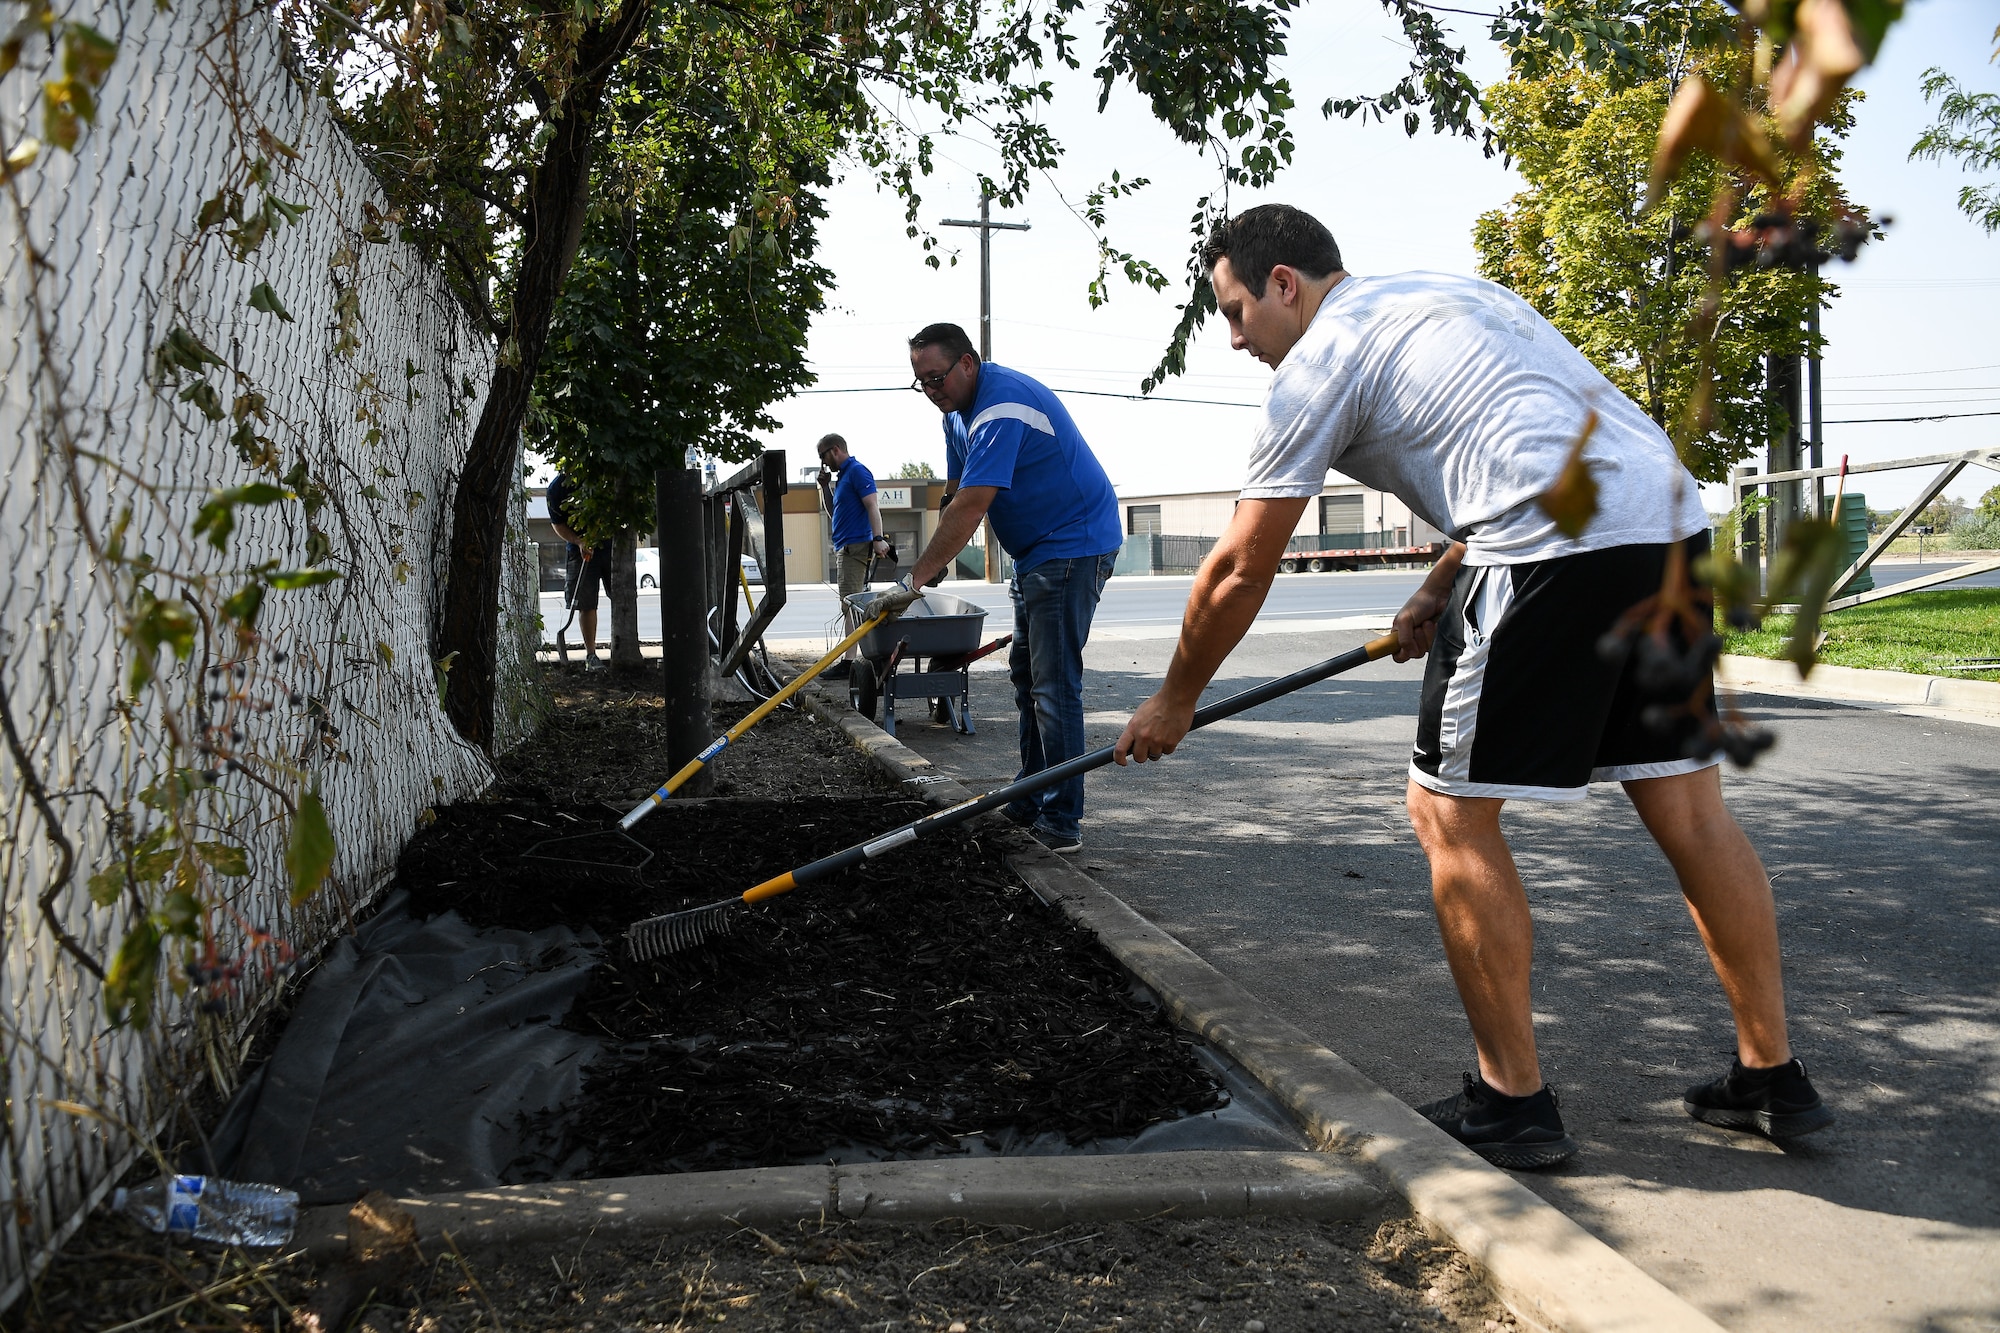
296, 1151, 1380, 1259
800, 681, 1723, 1333
1718, 654, 2000, 727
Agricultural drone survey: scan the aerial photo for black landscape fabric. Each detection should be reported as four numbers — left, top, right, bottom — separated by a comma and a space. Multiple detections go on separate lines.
217, 795, 1252, 1199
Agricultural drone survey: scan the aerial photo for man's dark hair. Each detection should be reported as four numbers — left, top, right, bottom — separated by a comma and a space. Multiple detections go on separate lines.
908, 322, 979, 364
1199, 205, 1343, 299
816, 432, 847, 455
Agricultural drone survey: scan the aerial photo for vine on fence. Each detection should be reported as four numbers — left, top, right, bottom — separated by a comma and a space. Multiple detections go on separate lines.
0, 0, 486, 1030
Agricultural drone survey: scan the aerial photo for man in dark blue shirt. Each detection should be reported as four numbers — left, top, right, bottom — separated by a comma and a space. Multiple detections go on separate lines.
816, 433, 891, 680
898, 323, 1122, 853
545, 472, 612, 671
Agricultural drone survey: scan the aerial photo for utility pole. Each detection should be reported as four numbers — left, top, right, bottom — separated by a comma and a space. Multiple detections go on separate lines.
941, 188, 1030, 578
1807, 289, 1825, 520
941, 188, 1031, 361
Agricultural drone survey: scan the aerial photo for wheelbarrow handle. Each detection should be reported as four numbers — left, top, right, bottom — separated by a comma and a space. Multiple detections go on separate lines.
738, 633, 1402, 903
925, 633, 1013, 672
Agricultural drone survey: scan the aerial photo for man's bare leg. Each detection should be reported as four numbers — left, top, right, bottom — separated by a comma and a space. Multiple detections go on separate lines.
1623, 766, 1791, 1068
579, 609, 599, 656
1405, 781, 1543, 1096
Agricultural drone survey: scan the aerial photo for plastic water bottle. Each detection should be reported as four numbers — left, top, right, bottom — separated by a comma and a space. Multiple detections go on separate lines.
113, 1175, 298, 1246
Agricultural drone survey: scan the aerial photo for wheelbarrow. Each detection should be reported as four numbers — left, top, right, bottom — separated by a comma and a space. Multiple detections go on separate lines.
843, 590, 1006, 737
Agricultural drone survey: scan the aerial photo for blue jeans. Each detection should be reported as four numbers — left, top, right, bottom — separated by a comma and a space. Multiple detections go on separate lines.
1003, 552, 1116, 840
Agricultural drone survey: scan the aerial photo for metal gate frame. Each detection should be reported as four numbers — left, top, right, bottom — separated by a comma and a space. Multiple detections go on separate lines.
1730, 447, 2000, 613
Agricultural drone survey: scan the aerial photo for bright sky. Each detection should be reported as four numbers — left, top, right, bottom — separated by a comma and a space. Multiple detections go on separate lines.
756, 0, 2000, 516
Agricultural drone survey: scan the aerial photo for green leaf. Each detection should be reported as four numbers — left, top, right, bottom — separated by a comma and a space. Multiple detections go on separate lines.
191, 483, 286, 550
60, 22, 117, 85
104, 918, 162, 1027
222, 580, 265, 627
155, 326, 224, 381
128, 591, 196, 694
247, 281, 295, 322
375, 640, 394, 666
267, 566, 341, 590
285, 788, 336, 905
87, 864, 125, 906
160, 889, 201, 936
194, 841, 250, 876
178, 379, 226, 421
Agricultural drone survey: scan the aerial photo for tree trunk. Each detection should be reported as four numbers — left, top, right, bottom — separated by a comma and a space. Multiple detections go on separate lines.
609, 534, 643, 668
435, 0, 654, 748
657, 468, 714, 797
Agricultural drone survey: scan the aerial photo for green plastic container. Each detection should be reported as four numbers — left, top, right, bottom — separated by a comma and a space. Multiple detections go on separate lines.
1825, 492, 1874, 596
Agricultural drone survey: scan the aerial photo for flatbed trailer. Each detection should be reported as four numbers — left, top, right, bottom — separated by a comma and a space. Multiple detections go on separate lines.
1277, 541, 1446, 573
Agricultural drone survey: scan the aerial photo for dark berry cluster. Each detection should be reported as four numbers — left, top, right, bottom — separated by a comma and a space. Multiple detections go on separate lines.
1596, 626, 1726, 699
186, 926, 297, 1013
197, 648, 309, 780
1706, 211, 1884, 275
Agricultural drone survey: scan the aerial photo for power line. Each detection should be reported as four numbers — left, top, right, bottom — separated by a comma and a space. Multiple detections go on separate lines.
1823, 408, 2000, 424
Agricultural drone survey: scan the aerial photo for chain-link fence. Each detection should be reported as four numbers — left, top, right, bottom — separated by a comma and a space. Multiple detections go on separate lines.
0, 0, 528, 1305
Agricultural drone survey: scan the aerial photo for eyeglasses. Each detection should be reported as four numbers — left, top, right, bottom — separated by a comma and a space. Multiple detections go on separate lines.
910, 368, 954, 393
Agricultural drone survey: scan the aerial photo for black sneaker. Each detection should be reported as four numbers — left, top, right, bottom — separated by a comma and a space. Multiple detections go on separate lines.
1418, 1072, 1579, 1170
1000, 804, 1038, 829
822, 661, 851, 681
1684, 1057, 1834, 1140
1029, 826, 1082, 854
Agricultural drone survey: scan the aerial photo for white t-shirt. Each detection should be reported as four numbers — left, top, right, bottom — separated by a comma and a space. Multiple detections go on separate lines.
1239, 271, 1708, 565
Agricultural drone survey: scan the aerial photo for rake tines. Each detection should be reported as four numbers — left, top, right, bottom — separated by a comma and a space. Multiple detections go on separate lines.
522, 827, 655, 886
625, 898, 743, 961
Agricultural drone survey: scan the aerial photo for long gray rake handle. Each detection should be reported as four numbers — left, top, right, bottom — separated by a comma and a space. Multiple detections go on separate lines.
624, 633, 1399, 959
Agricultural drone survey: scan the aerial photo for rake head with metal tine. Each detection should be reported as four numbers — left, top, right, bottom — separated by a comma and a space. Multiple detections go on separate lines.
626, 898, 744, 961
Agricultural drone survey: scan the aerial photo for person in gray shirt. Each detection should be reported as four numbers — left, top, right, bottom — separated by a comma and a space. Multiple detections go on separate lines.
1113, 203, 1830, 1169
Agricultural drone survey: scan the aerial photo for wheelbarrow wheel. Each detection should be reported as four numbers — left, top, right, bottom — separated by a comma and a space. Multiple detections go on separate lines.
849, 659, 879, 720
931, 697, 951, 726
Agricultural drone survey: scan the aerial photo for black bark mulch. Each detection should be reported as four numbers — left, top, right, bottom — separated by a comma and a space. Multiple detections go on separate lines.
395, 789, 1224, 1180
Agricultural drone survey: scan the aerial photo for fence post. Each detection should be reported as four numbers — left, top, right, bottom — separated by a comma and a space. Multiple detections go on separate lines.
657, 467, 713, 797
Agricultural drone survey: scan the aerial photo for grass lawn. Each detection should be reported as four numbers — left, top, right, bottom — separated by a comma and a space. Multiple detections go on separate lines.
1727, 587, 2000, 677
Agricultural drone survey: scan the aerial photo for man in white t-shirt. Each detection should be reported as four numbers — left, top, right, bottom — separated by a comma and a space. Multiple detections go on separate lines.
1112, 204, 1831, 1169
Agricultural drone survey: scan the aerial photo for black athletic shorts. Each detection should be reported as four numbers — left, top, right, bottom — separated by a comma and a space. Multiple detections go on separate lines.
565, 542, 615, 612
1409, 535, 1720, 802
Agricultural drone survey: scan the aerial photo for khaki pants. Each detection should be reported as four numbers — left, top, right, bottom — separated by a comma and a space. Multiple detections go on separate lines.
837, 543, 874, 601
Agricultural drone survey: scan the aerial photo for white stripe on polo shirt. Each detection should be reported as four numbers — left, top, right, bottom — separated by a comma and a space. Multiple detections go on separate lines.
968, 401, 1054, 437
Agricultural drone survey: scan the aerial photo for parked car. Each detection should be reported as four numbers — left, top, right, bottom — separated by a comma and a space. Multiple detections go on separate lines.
628, 548, 760, 589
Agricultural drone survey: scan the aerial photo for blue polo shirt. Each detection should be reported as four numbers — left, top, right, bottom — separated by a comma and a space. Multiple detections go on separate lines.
943, 363, 1121, 572
829, 457, 878, 547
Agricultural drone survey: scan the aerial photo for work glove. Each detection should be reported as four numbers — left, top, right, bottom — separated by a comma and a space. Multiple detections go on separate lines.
877, 577, 925, 618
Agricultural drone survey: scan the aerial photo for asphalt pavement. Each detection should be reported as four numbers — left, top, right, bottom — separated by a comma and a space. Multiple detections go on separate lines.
873, 615, 2000, 1332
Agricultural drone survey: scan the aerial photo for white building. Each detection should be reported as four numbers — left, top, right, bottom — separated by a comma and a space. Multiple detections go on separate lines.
1117, 479, 1447, 549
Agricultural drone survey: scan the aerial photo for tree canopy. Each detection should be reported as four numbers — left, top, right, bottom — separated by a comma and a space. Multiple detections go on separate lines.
1473, 1, 1862, 481
527, 29, 839, 542
1910, 28, 2000, 236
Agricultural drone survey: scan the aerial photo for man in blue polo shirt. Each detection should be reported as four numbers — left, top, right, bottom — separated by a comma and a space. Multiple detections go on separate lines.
816, 432, 891, 681
899, 322, 1122, 853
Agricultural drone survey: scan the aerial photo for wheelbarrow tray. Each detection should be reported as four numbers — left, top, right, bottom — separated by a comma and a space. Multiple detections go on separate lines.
846, 590, 989, 660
